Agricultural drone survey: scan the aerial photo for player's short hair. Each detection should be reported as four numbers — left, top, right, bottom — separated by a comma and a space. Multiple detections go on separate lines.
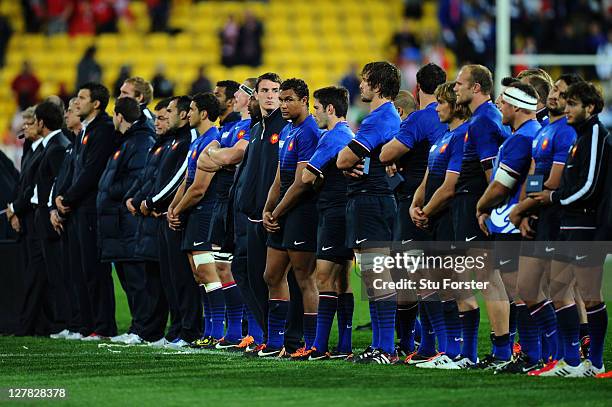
394, 90, 417, 114
280, 78, 309, 102
125, 76, 154, 104
557, 73, 584, 87
114, 97, 141, 123
256, 72, 282, 92
154, 97, 172, 111
173, 95, 192, 115
501, 76, 520, 87
435, 81, 471, 120
565, 81, 604, 114
416, 63, 447, 95
313, 86, 349, 118
35, 100, 64, 130
192, 92, 222, 122
79, 82, 110, 112
216, 80, 240, 100
361, 61, 401, 100
464, 64, 493, 95
516, 68, 553, 85
521, 75, 551, 107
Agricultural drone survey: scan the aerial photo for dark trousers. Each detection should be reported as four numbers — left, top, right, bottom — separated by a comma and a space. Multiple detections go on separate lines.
139, 260, 170, 342
115, 261, 148, 336
17, 212, 51, 336
60, 217, 84, 333
245, 219, 303, 351
67, 215, 93, 335
161, 221, 202, 342
75, 207, 117, 337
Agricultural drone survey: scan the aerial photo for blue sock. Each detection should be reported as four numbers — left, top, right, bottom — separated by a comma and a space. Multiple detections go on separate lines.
422, 298, 447, 353
509, 301, 518, 345
414, 317, 422, 344
459, 308, 479, 363
490, 332, 497, 356
337, 293, 354, 353
207, 287, 226, 340
419, 302, 436, 356
267, 299, 289, 349
586, 303, 607, 369
517, 304, 541, 363
303, 313, 317, 350
493, 334, 511, 361
442, 300, 462, 359
201, 287, 211, 337
397, 303, 418, 352
555, 319, 564, 360
222, 282, 243, 342
580, 322, 590, 340
313, 292, 337, 352
246, 308, 264, 344
556, 304, 581, 366
529, 301, 557, 362
374, 293, 397, 354
369, 300, 380, 349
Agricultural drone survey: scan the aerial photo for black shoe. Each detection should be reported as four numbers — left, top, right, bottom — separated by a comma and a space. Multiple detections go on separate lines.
472, 353, 496, 369
395, 343, 414, 358
329, 347, 353, 360
494, 353, 543, 374
353, 346, 375, 363
215, 337, 241, 350
476, 354, 512, 371
257, 344, 286, 358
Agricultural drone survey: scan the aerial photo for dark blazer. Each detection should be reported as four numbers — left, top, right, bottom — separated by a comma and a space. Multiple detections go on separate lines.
33, 130, 70, 240
96, 119, 155, 262
12, 140, 45, 217
62, 112, 116, 210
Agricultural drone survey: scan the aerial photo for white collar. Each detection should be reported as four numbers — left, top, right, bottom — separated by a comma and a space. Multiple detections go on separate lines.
42, 129, 61, 147
31, 137, 43, 151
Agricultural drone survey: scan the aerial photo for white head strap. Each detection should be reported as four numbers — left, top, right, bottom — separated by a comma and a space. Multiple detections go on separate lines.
502, 87, 538, 111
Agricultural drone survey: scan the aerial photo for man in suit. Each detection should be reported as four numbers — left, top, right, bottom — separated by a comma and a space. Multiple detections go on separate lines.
55, 82, 118, 340
6, 106, 49, 335
30, 101, 71, 338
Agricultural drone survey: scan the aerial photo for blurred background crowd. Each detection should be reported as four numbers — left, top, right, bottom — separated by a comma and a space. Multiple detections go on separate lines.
0, 0, 611, 165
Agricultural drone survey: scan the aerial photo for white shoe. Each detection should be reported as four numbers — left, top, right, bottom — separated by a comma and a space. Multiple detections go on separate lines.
539, 359, 585, 377
50, 329, 70, 339
165, 339, 190, 349
65, 331, 84, 340
111, 333, 131, 343
81, 333, 106, 341
581, 360, 605, 377
453, 356, 478, 369
415, 354, 460, 370
149, 338, 170, 347
124, 334, 144, 345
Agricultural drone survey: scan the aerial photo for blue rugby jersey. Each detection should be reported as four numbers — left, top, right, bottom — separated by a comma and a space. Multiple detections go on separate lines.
394, 102, 447, 195
307, 121, 354, 208
279, 115, 319, 198
218, 112, 241, 148
214, 118, 252, 201
488, 119, 540, 234
346, 101, 401, 196
185, 126, 220, 190
424, 122, 468, 202
457, 101, 506, 194
531, 116, 576, 177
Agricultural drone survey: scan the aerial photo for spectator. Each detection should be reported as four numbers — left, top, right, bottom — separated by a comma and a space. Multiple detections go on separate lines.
339, 63, 361, 105
220, 15, 240, 67
57, 82, 71, 107
151, 64, 174, 98
391, 19, 419, 64
0, 13, 13, 67
596, 28, 612, 81
93, 0, 118, 34
11, 61, 40, 110
46, 0, 72, 35
113, 65, 133, 98
69, 0, 96, 36
238, 11, 263, 67
75, 46, 102, 89
190, 65, 212, 95
147, 0, 170, 33
21, 0, 44, 33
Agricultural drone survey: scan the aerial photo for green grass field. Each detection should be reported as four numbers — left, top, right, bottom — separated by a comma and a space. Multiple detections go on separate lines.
1, 264, 612, 406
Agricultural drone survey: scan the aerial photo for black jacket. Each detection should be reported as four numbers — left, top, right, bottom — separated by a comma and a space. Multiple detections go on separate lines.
62, 112, 116, 210
12, 140, 45, 217
51, 129, 78, 212
597, 127, 612, 235
96, 119, 155, 262
551, 115, 609, 219
33, 130, 70, 240
126, 134, 173, 261
235, 108, 287, 220
144, 125, 197, 212
0, 149, 18, 240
